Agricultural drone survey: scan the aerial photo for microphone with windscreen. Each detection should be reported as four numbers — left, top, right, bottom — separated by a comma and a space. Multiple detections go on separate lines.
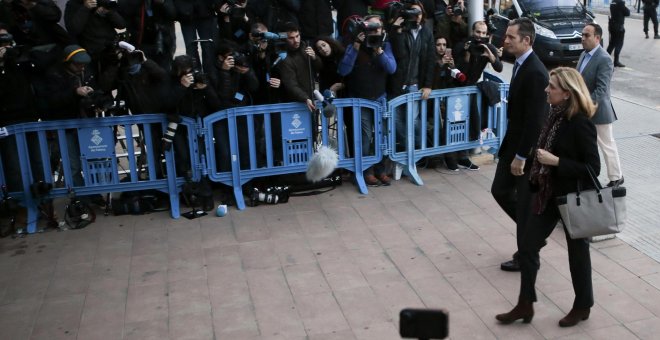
313, 89, 337, 118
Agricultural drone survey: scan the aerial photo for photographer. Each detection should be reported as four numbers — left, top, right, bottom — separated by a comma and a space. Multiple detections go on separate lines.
38, 45, 97, 188
217, 0, 251, 45
0, 0, 71, 71
173, 0, 218, 82
434, 0, 467, 49
64, 0, 126, 75
278, 21, 321, 112
117, 0, 177, 71
429, 34, 478, 171
338, 14, 396, 186
211, 40, 258, 171
388, 0, 436, 150
244, 22, 283, 105
454, 20, 502, 85
165, 55, 221, 177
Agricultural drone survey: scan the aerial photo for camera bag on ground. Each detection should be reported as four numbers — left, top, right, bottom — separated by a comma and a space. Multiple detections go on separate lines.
181, 177, 214, 212
64, 197, 96, 229
111, 190, 170, 215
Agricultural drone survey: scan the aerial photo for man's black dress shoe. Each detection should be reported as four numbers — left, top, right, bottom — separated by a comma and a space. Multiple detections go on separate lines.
614, 62, 626, 68
607, 176, 624, 187
501, 258, 520, 272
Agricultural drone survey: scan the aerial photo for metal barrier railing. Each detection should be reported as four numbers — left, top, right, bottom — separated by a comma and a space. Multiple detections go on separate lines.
1, 73, 508, 231
388, 73, 508, 185
0, 114, 198, 233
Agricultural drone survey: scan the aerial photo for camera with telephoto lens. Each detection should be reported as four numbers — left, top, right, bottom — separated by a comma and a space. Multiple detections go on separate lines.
97, 0, 118, 9
161, 114, 182, 152
485, 8, 497, 34
251, 30, 287, 41
248, 186, 290, 206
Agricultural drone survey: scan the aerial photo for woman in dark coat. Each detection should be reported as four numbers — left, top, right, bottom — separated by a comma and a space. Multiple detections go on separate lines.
312, 36, 345, 95
495, 67, 601, 328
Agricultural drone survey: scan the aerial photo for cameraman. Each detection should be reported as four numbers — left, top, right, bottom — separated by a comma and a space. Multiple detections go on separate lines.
64, 0, 126, 75
454, 20, 502, 85
338, 14, 396, 186
388, 0, 436, 150
244, 22, 283, 105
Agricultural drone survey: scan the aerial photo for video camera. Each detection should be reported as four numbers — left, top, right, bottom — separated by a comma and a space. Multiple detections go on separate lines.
345, 18, 385, 49
466, 37, 489, 55
251, 31, 287, 41
222, 0, 247, 20
386, 1, 422, 31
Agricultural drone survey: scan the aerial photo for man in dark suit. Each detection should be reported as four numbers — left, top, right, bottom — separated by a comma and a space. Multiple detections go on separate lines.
492, 18, 549, 272
578, 23, 624, 187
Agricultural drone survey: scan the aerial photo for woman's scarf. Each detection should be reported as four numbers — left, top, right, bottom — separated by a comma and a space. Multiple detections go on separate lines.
529, 104, 566, 214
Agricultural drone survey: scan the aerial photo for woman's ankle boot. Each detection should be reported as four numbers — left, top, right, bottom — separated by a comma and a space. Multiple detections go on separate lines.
558, 307, 590, 327
495, 300, 534, 324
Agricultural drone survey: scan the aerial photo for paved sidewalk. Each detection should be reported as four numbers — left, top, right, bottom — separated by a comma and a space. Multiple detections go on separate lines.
1, 149, 660, 340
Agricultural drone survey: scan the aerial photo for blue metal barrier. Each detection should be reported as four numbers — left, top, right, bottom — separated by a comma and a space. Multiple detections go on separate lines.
201, 99, 384, 209
1, 74, 508, 229
388, 72, 508, 185
0, 114, 197, 233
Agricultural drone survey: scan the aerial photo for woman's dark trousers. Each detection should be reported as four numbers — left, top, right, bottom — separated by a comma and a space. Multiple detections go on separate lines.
518, 198, 594, 309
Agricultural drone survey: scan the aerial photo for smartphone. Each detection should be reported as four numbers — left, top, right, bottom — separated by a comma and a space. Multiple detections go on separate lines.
399, 308, 449, 339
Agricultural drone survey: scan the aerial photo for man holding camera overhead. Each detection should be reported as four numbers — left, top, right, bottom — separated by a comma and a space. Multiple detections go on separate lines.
455, 20, 502, 85
388, 0, 436, 151
338, 14, 396, 186
64, 0, 126, 75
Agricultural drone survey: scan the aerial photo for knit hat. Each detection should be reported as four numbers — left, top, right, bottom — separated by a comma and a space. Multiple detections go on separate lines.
63, 45, 91, 63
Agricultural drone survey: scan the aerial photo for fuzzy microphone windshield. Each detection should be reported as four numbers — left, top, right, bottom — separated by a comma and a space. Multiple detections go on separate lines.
306, 146, 338, 182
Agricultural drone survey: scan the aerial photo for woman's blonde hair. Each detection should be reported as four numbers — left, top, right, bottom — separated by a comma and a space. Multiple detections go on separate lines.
549, 67, 597, 119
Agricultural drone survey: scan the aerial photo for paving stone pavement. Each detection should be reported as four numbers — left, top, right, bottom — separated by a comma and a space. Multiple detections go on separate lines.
1, 129, 660, 340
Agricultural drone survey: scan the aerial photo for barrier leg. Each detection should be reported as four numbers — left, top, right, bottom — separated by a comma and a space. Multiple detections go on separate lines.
234, 186, 246, 210
403, 162, 423, 186
25, 204, 39, 234
355, 173, 368, 194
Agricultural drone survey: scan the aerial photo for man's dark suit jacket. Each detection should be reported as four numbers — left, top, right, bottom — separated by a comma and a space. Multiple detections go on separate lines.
501, 51, 549, 166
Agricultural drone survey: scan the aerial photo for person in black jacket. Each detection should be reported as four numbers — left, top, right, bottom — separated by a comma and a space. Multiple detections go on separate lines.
642, 0, 659, 39
247, 0, 299, 34
0, 0, 71, 71
496, 67, 600, 328
0, 25, 43, 193
278, 21, 321, 112
211, 40, 258, 171
492, 18, 549, 273
118, 0, 177, 71
297, 0, 332, 41
388, 0, 436, 150
607, 0, 630, 67
64, 0, 126, 75
173, 0, 218, 82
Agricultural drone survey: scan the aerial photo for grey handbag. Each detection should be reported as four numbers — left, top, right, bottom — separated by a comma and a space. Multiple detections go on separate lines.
556, 165, 627, 239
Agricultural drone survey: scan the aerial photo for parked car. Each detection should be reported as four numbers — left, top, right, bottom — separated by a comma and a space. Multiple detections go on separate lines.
487, 0, 596, 64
